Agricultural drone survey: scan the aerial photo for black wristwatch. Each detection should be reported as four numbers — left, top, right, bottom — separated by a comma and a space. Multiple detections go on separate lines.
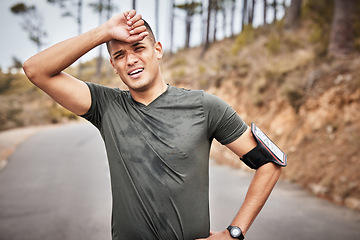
227, 225, 244, 240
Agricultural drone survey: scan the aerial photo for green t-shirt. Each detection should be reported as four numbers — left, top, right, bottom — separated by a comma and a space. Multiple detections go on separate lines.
82, 83, 247, 240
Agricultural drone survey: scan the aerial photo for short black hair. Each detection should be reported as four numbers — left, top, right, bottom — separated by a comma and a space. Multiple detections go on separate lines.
143, 18, 156, 42
106, 18, 156, 55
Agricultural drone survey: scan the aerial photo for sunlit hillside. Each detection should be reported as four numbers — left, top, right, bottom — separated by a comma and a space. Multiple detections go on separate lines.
158, 20, 360, 210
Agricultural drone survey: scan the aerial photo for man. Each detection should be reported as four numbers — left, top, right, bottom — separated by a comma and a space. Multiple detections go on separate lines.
23, 10, 282, 240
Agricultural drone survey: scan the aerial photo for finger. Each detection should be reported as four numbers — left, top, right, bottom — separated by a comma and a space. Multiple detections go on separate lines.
129, 19, 144, 30
129, 25, 147, 35
127, 31, 149, 42
126, 9, 136, 20
127, 13, 142, 26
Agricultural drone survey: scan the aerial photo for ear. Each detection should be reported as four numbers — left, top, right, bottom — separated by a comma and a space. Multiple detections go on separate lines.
154, 42, 163, 59
109, 57, 118, 74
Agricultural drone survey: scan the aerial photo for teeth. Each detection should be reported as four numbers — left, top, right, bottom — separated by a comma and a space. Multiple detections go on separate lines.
130, 69, 143, 75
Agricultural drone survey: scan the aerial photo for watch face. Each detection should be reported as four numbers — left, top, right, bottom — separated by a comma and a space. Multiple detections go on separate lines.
230, 227, 241, 237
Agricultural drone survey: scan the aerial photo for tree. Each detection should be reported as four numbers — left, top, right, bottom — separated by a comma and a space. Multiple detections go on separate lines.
241, 0, 248, 30
47, 0, 84, 77
89, 0, 116, 78
230, 0, 236, 36
155, 0, 159, 40
175, 1, 202, 49
270, 0, 287, 23
12, 57, 23, 71
169, 0, 175, 54
328, 0, 355, 56
248, 0, 256, 26
284, 0, 302, 29
202, 0, 214, 56
47, 0, 83, 36
264, 0, 268, 25
10, 3, 47, 52
220, 0, 228, 38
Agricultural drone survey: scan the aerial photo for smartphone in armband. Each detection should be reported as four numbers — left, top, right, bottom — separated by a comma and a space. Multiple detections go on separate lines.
251, 122, 287, 167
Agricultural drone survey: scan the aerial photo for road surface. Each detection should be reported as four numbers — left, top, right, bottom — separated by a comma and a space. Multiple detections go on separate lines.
0, 123, 359, 240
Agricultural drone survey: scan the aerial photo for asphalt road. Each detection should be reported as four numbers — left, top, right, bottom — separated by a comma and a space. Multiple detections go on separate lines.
0, 123, 359, 240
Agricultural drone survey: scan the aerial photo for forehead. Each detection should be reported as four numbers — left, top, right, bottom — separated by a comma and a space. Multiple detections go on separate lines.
108, 37, 153, 55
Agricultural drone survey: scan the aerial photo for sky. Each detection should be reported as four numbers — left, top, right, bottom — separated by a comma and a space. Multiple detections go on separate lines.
0, 0, 287, 71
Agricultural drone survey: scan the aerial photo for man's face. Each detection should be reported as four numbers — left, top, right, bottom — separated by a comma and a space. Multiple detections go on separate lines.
108, 37, 163, 92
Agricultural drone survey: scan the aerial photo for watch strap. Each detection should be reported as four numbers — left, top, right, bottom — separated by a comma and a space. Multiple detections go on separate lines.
227, 225, 245, 240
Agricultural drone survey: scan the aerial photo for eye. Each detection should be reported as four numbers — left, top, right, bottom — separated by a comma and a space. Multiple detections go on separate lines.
135, 46, 145, 52
114, 53, 125, 59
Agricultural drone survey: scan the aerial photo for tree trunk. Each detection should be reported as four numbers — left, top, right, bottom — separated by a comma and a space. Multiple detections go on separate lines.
222, 2, 227, 38
155, 0, 159, 40
242, 0, 248, 30
263, 0, 267, 25
328, 0, 355, 56
273, 0, 278, 23
230, 0, 236, 37
77, 0, 83, 78
201, 0, 212, 56
169, 0, 175, 54
185, 11, 192, 48
248, 0, 255, 26
96, 0, 104, 79
284, 0, 302, 29
212, 1, 218, 42
106, 0, 113, 78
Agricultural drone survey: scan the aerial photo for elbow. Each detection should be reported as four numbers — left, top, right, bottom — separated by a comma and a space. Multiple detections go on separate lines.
23, 59, 34, 82
258, 162, 282, 181
23, 58, 40, 85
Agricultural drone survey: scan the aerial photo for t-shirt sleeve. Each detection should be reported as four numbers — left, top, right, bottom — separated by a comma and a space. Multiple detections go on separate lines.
80, 82, 120, 129
204, 92, 248, 145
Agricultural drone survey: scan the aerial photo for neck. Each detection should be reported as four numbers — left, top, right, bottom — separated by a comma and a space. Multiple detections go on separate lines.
129, 80, 168, 106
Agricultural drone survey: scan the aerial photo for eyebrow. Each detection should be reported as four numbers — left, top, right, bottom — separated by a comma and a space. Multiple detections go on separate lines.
132, 42, 143, 47
112, 42, 145, 57
112, 50, 124, 57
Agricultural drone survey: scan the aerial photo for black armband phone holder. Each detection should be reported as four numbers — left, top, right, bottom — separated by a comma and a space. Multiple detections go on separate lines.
241, 123, 287, 169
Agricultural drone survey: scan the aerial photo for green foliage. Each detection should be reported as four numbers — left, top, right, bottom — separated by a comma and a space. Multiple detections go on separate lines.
198, 64, 206, 74
175, 1, 202, 14
353, 2, 360, 51
169, 57, 187, 68
283, 34, 304, 52
10, 2, 47, 51
302, 0, 334, 56
48, 103, 77, 123
266, 32, 281, 55
0, 72, 33, 95
11, 57, 23, 70
10, 3, 34, 13
231, 26, 255, 54
171, 68, 186, 78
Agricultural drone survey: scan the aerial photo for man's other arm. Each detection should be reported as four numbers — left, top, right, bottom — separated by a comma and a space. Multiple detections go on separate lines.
198, 127, 282, 239
22, 10, 148, 115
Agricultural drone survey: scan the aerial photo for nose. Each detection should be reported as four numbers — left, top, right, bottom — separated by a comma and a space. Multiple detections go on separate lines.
126, 52, 139, 66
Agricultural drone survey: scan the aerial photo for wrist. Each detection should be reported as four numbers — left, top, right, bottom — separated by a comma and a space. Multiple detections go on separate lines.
227, 225, 245, 240
92, 23, 113, 44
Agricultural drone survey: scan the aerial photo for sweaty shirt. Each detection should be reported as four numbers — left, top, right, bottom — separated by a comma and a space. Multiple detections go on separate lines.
81, 83, 247, 240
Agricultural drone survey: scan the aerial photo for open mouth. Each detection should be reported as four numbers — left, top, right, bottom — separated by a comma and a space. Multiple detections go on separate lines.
128, 68, 144, 76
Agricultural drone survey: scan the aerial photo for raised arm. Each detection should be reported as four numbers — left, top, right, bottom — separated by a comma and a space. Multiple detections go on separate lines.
23, 10, 148, 115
